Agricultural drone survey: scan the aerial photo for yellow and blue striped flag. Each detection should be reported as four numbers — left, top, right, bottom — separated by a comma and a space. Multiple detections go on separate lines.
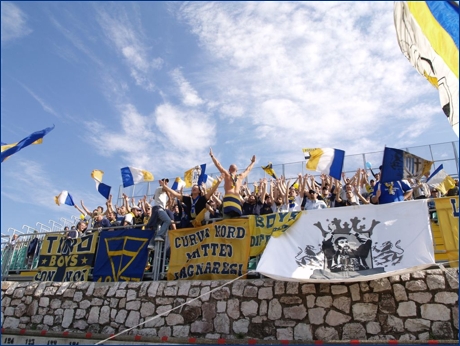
1, 125, 55, 162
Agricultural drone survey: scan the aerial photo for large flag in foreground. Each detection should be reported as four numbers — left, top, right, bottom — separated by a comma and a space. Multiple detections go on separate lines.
380, 147, 433, 183
1, 125, 55, 162
394, 1, 459, 136
257, 200, 434, 283
91, 169, 111, 200
426, 164, 456, 194
302, 148, 344, 180
121, 166, 154, 188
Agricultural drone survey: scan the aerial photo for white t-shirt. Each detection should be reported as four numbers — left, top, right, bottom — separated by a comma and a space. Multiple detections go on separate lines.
305, 199, 327, 210
154, 187, 168, 209
123, 213, 133, 225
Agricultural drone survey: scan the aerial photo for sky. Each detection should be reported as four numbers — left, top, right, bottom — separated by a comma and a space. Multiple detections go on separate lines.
1, 1, 458, 236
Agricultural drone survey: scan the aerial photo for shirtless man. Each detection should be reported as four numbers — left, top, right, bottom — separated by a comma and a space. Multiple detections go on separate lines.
209, 147, 256, 218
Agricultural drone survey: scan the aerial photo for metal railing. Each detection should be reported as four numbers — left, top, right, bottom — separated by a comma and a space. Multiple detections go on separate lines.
116, 141, 459, 205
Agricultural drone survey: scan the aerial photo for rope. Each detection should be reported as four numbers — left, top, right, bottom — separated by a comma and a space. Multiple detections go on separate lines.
95, 270, 255, 345
436, 260, 459, 284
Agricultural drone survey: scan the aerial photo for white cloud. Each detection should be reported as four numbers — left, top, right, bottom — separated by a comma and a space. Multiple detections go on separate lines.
176, 1, 441, 156
1, 2, 32, 43
96, 6, 163, 91
83, 101, 216, 174
19, 83, 60, 118
171, 68, 204, 107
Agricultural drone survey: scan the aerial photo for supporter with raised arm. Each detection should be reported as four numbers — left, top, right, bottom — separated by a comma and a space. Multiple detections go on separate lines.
259, 179, 275, 215
209, 147, 256, 218
159, 175, 223, 227
273, 177, 289, 213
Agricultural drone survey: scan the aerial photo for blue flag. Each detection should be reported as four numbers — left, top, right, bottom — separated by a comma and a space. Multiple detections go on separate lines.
1, 125, 55, 162
92, 228, 153, 282
380, 147, 433, 183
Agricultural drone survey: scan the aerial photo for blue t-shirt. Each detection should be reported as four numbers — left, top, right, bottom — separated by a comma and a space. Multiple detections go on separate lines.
373, 180, 412, 204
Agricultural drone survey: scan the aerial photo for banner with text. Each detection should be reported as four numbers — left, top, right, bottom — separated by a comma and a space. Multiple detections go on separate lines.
92, 229, 153, 282
250, 212, 302, 256
34, 232, 98, 282
168, 219, 251, 280
257, 200, 435, 283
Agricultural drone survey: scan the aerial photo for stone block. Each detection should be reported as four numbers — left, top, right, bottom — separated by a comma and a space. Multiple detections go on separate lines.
308, 307, 326, 325
404, 318, 430, 332
420, 304, 451, 321
431, 321, 454, 339
352, 303, 378, 321
202, 302, 216, 321
283, 305, 307, 320
166, 313, 184, 326
241, 300, 258, 317
405, 280, 427, 292
342, 323, 366, 340
3, 317, 18, 330
434, 292, 458, 305
301, 284, 315, 295
276, 327, 293, 340
98, 306, 110, 325
125, 311, 140, 328
173, 325, 190, 338
325, 310, 351, 326
408, 292, 432, 304
286, 282, 299, 294
397, 301, 417, 317
233, 318, 250, 334
316, 296, 332, 308
306, 295, 316, 308
140, 302, 155, 318
294, 323, 313, 341
392, 283, 408, 301
227, 298, 240, 319
214, 313, 230, 334
349, 284, 360, 301
333, 296, 351, 313
243, 286, 258, 298
258, 287, 273, 300
366, 321, 381, 334
274, 281, 285, 295
280, 296, 302, 304
268, 299, 282, 320
314, 326, 338, 341
426, 275, 445, 290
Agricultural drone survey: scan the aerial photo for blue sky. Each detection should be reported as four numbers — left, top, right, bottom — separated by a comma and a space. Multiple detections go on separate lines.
1, 1, 458, 235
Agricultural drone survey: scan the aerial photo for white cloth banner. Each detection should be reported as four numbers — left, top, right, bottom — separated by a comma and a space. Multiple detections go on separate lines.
256, 200, 435, 283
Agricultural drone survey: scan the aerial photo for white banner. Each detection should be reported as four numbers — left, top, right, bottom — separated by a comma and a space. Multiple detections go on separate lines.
256, 200, 435, 283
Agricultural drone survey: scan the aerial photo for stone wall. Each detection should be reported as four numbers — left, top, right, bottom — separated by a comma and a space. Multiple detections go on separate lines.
1, 268, 458, 341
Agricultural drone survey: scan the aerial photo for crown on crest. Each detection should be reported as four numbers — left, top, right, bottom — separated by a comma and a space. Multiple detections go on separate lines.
313, 217, 380, 237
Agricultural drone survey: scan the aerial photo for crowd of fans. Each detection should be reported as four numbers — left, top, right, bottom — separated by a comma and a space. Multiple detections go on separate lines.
65, 164, 459, 241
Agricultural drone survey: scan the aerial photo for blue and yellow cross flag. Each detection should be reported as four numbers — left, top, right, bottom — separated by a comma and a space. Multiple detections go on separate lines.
92, 228, 153, 282
1, 124, 55, 162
